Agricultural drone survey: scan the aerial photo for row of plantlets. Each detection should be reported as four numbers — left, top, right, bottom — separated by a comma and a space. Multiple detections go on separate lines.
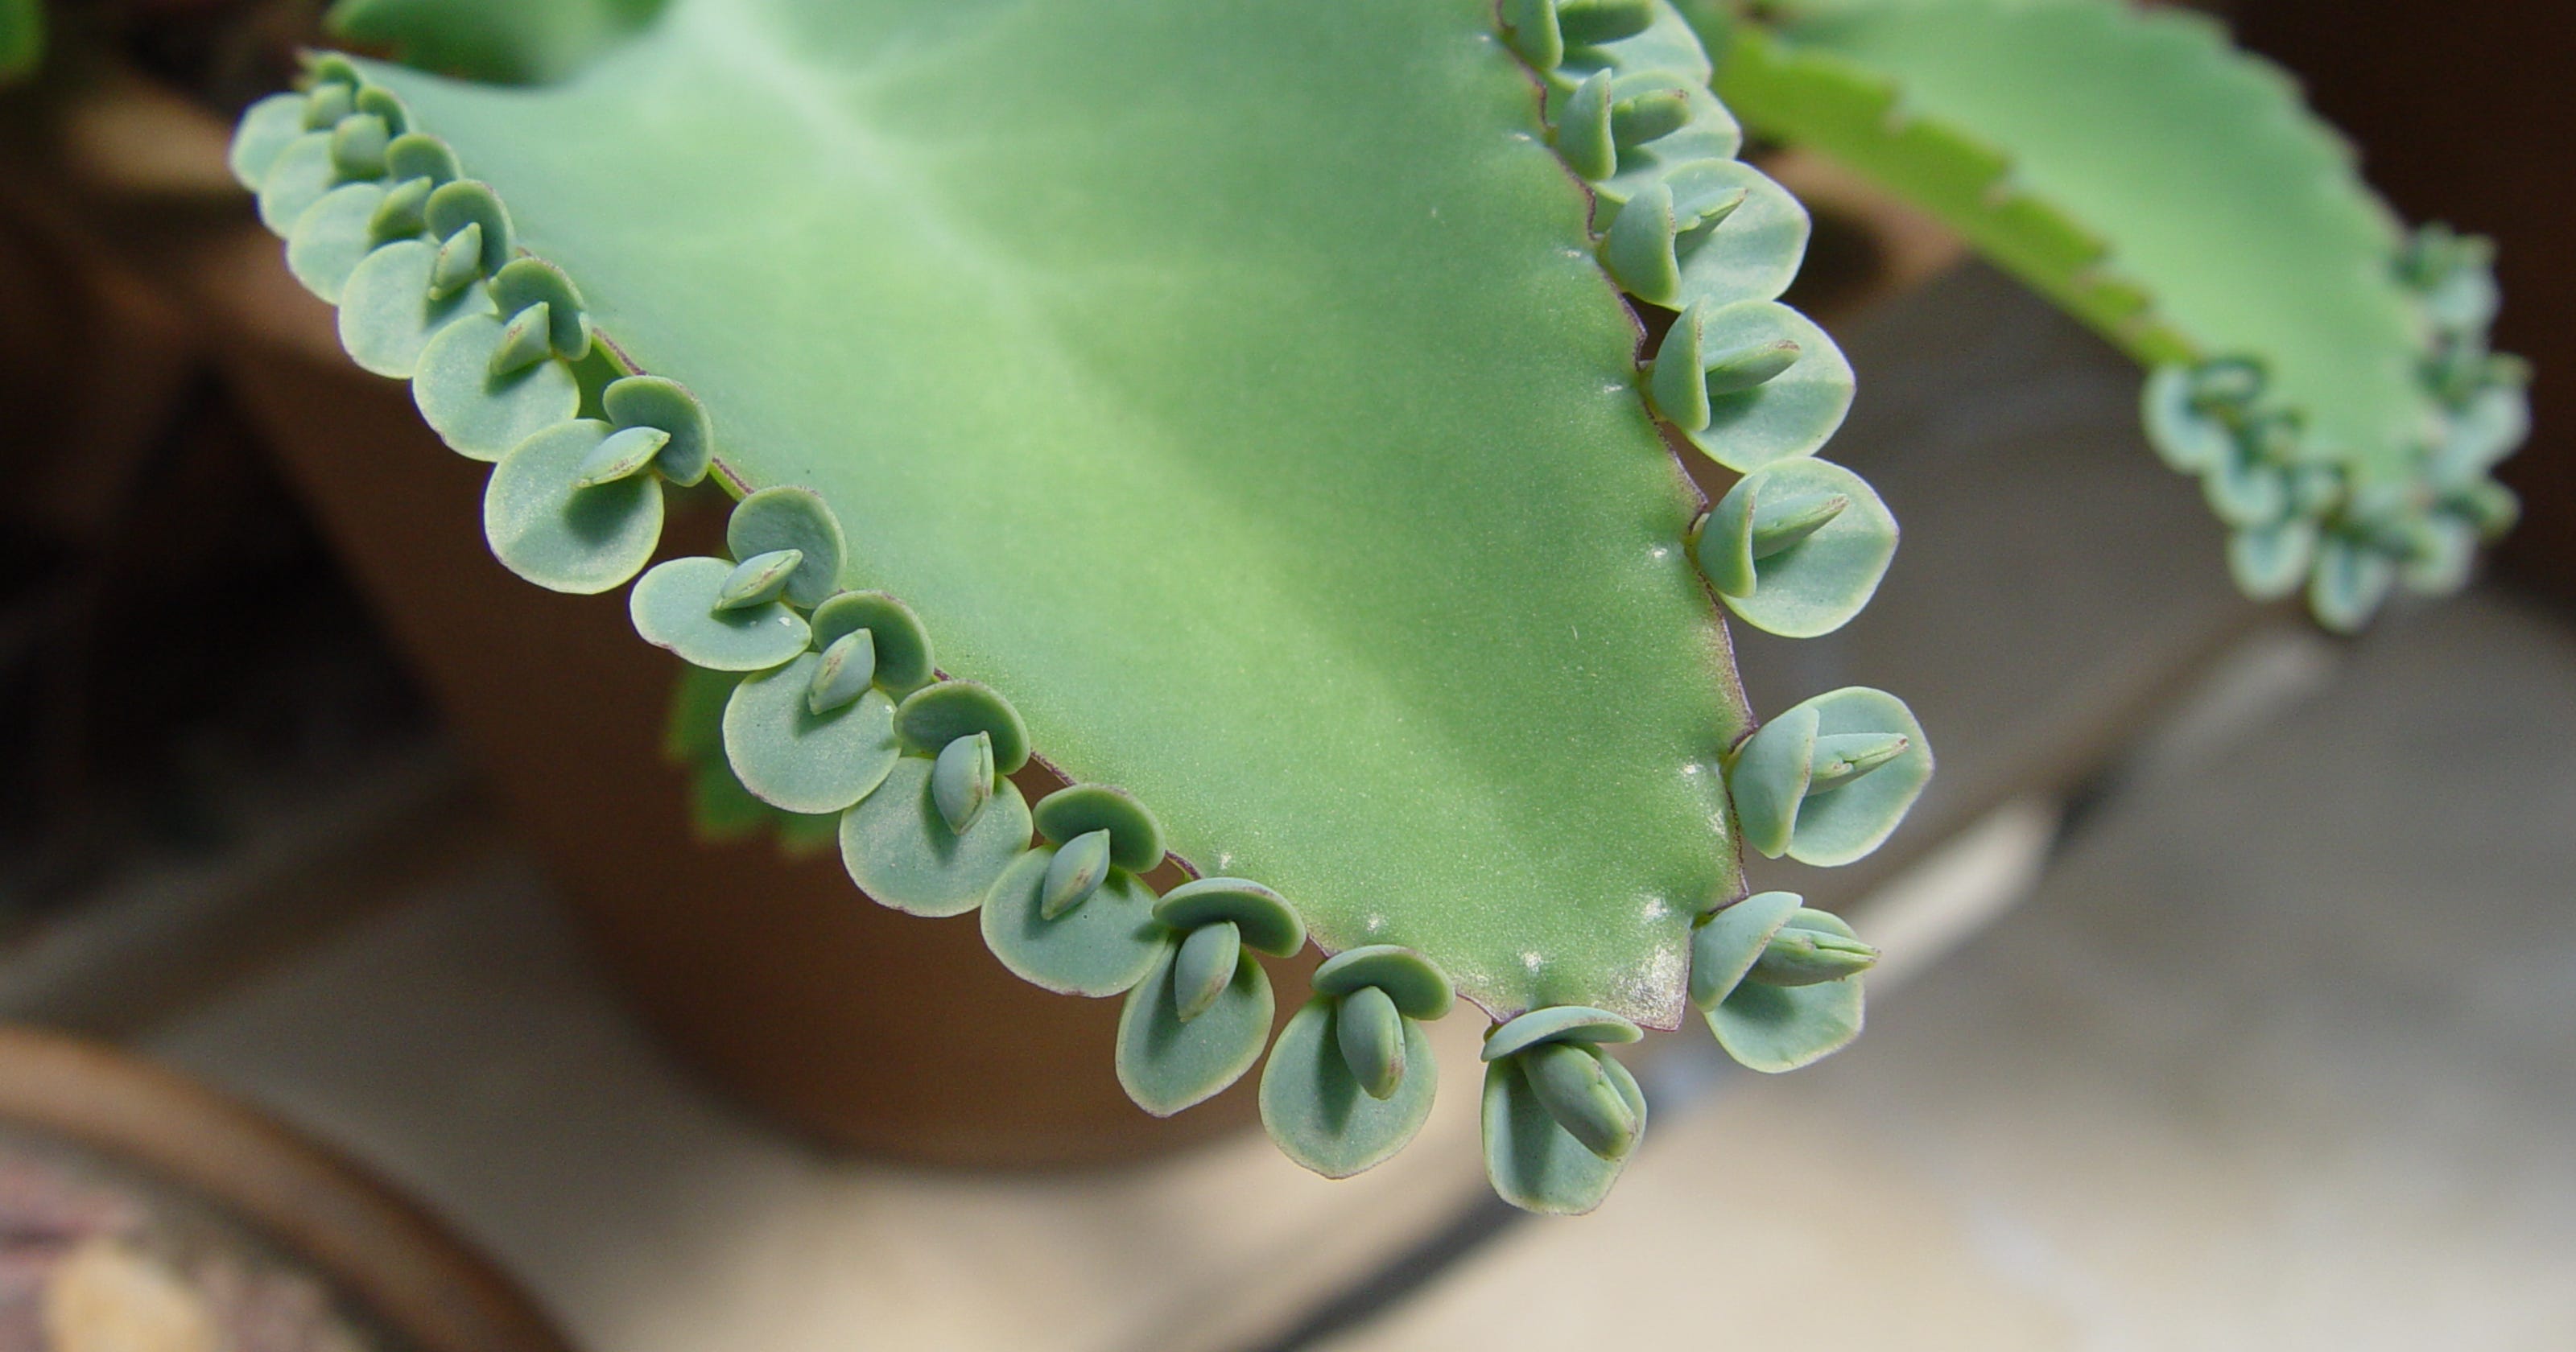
234, 0, 1926, 1213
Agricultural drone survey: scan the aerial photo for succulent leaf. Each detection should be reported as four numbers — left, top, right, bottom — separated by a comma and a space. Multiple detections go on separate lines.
237, 0, 1924, 1206
343, 0, 1769, 1022
1692, 0, 2527, 628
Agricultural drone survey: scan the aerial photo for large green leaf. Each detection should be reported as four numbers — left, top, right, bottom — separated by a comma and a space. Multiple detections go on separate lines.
331, 0, 1760, 1024
1690, 0, 2525, 628
327, 0, 668, 84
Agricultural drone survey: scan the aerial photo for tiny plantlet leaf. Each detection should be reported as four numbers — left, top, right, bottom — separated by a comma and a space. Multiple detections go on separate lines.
629, 557, 810, 671
809, 592, 935, 695
931, 732, 997, 834
1039, 830, 1113, 921
429, 224, 485, 297
1689, 889, 1802, 1011
983, 850, 1164, 998
1748, 918, 1880, 986
287, 180, 390, 303
1117, 936, 1274, 1117
895, 682, 1030, 776
482, 418, 663, 595
1171, 921, 1241, 1024
1311, 945, 1455, 1020
838, 756, 1031, 919
1481, 1044, 1647, 1214
1705, 909, 1867, 1071
1728, 688, 1931, 866
487, 303, 557, 377
329, 112, 391, 179
1652, 299, 1856, 468
1335, 984, 1407, 1099
1521, 1041, 1641, 1160
338, 240, 495, 379
572, 424, 671, 488
713, 548, 804, 612
724, 655, 900, 816
806, 628, 877, 715
369, 175, 433, 242
1033, 785, 1165, 874
602, 375, 715, 486
1154, 877, 1305, 957
727, 487, 847, 609
413, 311, 580, 460
1261, 995, 1439, 1178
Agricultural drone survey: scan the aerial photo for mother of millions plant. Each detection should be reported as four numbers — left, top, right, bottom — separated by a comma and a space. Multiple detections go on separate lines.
196, 0, 2517, 1213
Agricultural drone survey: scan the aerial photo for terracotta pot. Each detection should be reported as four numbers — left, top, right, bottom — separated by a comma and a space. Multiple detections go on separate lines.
0, 1024, 570, 1352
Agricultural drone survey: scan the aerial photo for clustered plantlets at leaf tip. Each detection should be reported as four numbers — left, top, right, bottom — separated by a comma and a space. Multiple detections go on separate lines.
1686, 0, 2527, 632
234, 0, 2002, 1216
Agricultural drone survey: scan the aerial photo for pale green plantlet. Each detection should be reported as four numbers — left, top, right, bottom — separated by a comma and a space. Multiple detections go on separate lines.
982, 848, 1165, 998
1480, 1006, 1649, 1214
1521, 1041, 1641, 1160
931, 732, 996, 835
1694, 906, 1868, 1073
1262, 946, 1451, 1175
1039, 830, 1113, 921
330, 113, 392, 179
487, 303, 557, 377
1171, 921, 1241, 1024
482, 419, 663, 594
1032, 785, 1165, 874
713, 549, 803, 612
1335, 986, 1406, 1099
1748, 923, 1879, 986
1700, 906, 1864, 1076
629, 557, 810, 671
369, 175, 435, 242
724, 655, 900, 815
805, 628, 876, 716
303, 81, 355, 130
1692, 456, 1897, 637
837, 756, 1032, 919
286, 181, 391, 303
894, 682, 1030, 776
572, 425, 671, 488
726, 487, 846, 608
1122, 880, 1306, 1099
429, 225, 485, 298
1116, 933, 1274, 1118
1703, 338, 1802, 396
422, 180, 512, 276
807, 592, 933, 694
1728, 687, 1933, 866
603, 376, 716, 486
1651, 299, 1856, 469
